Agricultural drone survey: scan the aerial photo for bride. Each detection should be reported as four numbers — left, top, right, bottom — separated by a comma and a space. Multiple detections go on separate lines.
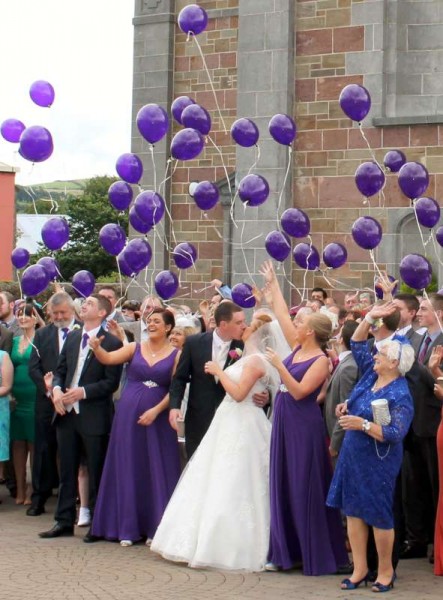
150, 313, 283, 571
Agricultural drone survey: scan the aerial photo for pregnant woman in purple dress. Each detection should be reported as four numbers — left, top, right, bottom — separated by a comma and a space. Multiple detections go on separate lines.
88, 308, 181, 546
261, 261, 348, 575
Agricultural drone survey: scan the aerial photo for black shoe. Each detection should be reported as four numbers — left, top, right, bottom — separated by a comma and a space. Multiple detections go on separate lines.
400, 542, 427, 559
83, 529, 101, 544
335, 561, 354, 575
26, 506, 45, 516
39, 523, 74, 538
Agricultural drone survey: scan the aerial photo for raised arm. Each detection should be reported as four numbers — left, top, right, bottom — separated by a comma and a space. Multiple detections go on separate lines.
259, 260, 298, 348
88, 335, 136, 365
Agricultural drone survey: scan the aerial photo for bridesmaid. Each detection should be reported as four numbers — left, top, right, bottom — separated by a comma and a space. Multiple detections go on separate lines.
260, 261, 348, 575
88, 308, 181, 546
10, 303, 39, 505
428, 345, 443, 576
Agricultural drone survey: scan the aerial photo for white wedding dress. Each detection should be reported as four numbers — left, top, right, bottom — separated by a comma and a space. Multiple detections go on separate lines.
150, 357, 272, 571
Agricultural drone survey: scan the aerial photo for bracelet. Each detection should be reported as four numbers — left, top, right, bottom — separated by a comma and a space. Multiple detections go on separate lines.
364, 314, 376, 325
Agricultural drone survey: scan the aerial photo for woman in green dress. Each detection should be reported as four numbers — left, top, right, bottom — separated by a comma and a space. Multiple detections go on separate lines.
10, 303, 38, 505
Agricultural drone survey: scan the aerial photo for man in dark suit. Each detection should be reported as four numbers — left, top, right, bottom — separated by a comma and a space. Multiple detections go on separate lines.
393, 293, 423, 356
401, 293, 443, 561
169, 301, 247, 458
39, 294, 122, 540
98, 286, 126, 325
0, 324, 13, 353
325, 320, 359, 461
27, 292, 79, 516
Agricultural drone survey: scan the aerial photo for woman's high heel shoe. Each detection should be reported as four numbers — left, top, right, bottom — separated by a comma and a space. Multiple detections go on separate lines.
340, 574, 369, 590
372, 573, 396, 593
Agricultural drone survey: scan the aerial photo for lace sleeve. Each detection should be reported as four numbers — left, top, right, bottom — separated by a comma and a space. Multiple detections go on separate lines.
381, 386, 414, 444
350, 339, 373, 375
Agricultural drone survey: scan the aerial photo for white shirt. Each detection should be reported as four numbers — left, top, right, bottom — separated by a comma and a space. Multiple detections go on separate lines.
140, 320, 149, 343
397, 324, 412, 337
212, 329, 231, 368
57, 319, 76, 352
67, 325, 101, 413
338, 350, 352, 362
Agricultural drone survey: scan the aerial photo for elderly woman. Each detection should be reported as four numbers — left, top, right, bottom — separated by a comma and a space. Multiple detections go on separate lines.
327, 301, 414, 593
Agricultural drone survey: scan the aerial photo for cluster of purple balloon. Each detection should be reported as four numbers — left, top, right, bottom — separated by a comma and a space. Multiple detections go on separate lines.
1, 80, 55, 163
263, 207, 348, 271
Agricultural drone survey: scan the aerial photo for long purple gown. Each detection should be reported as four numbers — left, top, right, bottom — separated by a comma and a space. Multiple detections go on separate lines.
92, 344, 181, 542
268, 348, 349, 575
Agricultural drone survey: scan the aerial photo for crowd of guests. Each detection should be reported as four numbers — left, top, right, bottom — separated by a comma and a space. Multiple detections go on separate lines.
0, 271, 442, 588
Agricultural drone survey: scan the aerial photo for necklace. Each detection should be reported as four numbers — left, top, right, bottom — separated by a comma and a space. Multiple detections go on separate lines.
146, 341, 168, 357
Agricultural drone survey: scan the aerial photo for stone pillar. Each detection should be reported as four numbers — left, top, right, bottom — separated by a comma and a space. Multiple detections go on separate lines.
232, 0, 295, 297
131, 0, 176, 297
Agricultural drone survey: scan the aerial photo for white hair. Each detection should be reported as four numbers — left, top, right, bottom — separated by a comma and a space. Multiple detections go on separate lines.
383, 340, 415, 376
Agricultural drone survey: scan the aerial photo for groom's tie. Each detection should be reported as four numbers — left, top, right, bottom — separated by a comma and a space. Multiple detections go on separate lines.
214, 340, 230, 383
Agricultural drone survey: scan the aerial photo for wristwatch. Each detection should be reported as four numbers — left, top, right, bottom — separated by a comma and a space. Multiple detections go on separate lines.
362, 419, 371, 433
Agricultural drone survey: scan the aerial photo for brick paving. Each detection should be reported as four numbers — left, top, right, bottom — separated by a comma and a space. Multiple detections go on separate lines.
1, 491, 442, 600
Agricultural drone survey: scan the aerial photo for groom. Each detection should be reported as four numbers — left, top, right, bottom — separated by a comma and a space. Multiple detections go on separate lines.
169, 301, 247, 458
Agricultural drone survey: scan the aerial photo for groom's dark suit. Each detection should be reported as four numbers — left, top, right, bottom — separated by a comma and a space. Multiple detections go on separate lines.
170, 332, 244, 458
52, 328, 122, 527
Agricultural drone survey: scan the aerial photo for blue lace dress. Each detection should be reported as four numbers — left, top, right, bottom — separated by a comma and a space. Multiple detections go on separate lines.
327, 340, 413, 530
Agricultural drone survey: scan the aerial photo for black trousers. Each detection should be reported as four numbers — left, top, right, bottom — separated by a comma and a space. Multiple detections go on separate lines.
402, 434, 439, 546
55, 412, 109, 527
30, 400, 59, 509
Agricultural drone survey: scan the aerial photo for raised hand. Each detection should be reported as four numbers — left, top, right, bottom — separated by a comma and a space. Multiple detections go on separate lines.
429, 345, 443, 373
107, 320, 126, 342
367, 300, 398, 320
265, 346, 283, 370
259, 260, 277, 285
88, 335, 105, 352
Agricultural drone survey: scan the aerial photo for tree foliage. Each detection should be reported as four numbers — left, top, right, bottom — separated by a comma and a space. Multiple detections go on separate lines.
32, 176, 129, 280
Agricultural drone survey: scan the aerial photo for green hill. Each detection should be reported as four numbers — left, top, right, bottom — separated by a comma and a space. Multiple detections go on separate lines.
15, 179, 87, 213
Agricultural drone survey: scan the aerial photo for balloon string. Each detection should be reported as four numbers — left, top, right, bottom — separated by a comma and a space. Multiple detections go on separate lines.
412, 199, 433, 252
207, 135, 233, 203
23, 185, 39, 215
16, 273, 24, 301
276, 146, 292, 231
247, 143, 261, 177
149, 144, 157, 192
158, 158, 176, 198
190, 33, 228, 135
228, 144, 262, 229
358, 122, 386, 209
240, 203, 257, 287
115, 256, 124, 299
369, 249, 386, 284
162, 194, 178, 246
126, 274, 151, 297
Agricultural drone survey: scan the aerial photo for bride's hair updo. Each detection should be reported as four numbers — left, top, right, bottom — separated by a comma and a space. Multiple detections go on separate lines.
250, 312, 272, 332
307, 313, 332, 350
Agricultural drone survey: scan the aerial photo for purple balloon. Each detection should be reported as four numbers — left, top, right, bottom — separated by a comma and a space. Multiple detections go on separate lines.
415, 197, 441, 228
339, 84, 371, 122
181, 104, 211, 136
351, 216, 382, 250
383, 150, 406, 173
355, 161, 385, 197
178, 4, 208, 35
172, 242, 198, 269
238, 174, 269, 207
172, 96, 196, 125
29, 80, 55, 107
231, 118, 259, 147
293, 243, 320, 271
281, 208, 310, 238
265, 230, 291, 262
108, 181, 133, 211
41, 217, 70, 251
193, 181, 219, 211
154, 270, 179, 300
37, 256, 60, 281
436, 226, 443, 247
134, 191, 165, 226
171, 128, 205, 161
231, 283, 256, 309
375, 275, 397, 300
136, 103, 169, 145
11, 247, 30, 269
116, 153, 143, 184
398, 161, 430, 199
124, 238, 152, 273
21, 264, 50, 296
268, 114, 297, 146
322, 243, 347, 269
19, 126, 53, 163
72, 270, 96, 298
1, 119, 26, 143
400, 254, 432, 290
99, 223, 126, 256
117, 251, 136, 277
129, 206, 152, 234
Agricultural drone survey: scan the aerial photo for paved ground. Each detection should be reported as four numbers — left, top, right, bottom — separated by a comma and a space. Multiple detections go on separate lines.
1, 491, 442, 600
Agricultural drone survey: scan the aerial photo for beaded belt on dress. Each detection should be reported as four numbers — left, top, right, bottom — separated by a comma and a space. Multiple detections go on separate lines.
143, 380, 159, 388
279, 384, 288, 392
